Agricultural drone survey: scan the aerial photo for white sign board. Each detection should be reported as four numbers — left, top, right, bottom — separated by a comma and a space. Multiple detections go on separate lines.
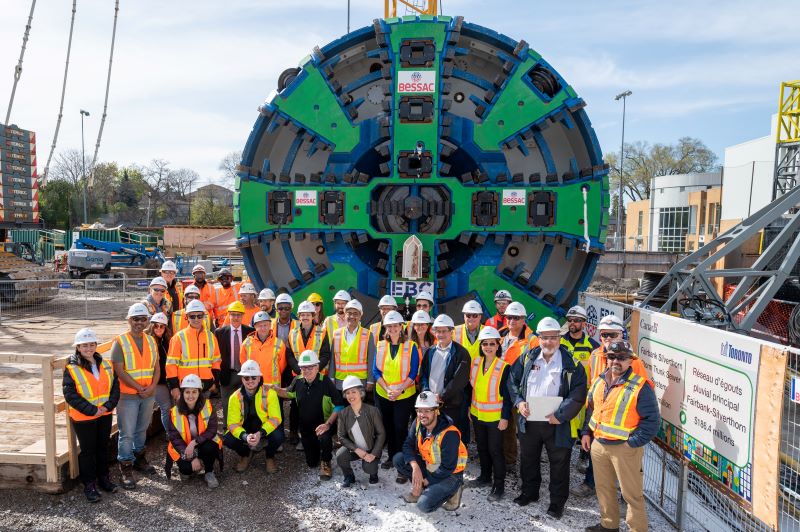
584, 294, 625, 341
502, 189, 526, 206
390, 280, 433, 298
294, 190, 317, 207
397, 70, 437, 94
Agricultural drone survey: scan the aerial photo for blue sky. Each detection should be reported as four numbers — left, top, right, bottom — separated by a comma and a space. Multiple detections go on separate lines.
1, 0, 794, 185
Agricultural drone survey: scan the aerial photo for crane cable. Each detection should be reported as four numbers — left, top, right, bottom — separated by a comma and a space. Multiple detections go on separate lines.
42, 0, 78, 185
89, 0, 119, 186
4, 0, 37, 125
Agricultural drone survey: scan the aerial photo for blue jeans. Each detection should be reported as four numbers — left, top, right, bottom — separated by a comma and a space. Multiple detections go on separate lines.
393, 452, 463, 513
117, 394, 156, 462
154, 384, 173, 432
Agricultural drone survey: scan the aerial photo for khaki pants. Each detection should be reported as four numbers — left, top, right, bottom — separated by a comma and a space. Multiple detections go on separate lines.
591, 439, 648, 532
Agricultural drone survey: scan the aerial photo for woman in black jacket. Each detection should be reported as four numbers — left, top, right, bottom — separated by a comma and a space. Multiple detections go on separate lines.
147, 312, 173, 431
62, 328, 120, 502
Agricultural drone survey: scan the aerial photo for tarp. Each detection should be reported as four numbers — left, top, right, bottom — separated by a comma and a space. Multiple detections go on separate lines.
195, 229, 237, 252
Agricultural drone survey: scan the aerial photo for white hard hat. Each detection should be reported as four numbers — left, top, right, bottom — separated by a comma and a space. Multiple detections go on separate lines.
566, 305, 588, 320
160, 260, 177, 272
191, 264, 206, 273
345, 299, 363, 314
505, 301, 527, 317
536, 317, 561, 334
297, 350, 320, 367
184, 284, 201, 296
378, 295, 398, 308
494, 289, 512, 302
415, 391, 439, 409
416, 291, 434, 303
150, 276, 167, 288
180, 374, 203, 389
432, 314, 455, 328
150, 312, 169, 325
252, 311, 272, 324
333, 290, 352, 302
185, 300, 207, 314
258, 288, 276, 300
598, 314, 625, 332
73, 328, 99, 346
239, 283, 257, 295
477, 326, 501, 341
341, 375, 363, 392
297, 301, 316, 314
462, 300, 482, 315
275, 293, 294, 307
238, 359, 262, 377
383, 310, 405, 326
127, 303, 151, 318
411, 310, 432, 324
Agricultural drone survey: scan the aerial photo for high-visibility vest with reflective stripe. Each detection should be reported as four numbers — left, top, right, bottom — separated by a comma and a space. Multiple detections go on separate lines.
164, 281, 184, 311
485, 314, 507, 332
65, 359, 114, 422
332, 326, 370, 381
469, 355, 508, 422
453, 324, 483, 362
288, 325, 327, 375
171, 310, 213, 332
166, 327, 221, 381
588, 371, 646, 441
115, 333, 158, 394
271, 318, 297, 341
561, 333, 595, 438
240, 333, 285, 385
226, 386, 281, 440
214, 284, 240, 322
194, 282, 217, 313
416, 420, 467, 474
166, 400, 222, 460
501, 327, 533, 366
589, 347, 654, 388
323, 314, 345, 343
369, 322, 384, 343
375, 340, 417, 401
143, 297, 172, 318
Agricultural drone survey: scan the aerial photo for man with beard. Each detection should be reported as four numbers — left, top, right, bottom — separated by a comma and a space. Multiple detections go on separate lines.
322, 290, 351, 340
214, 268, 239, 327
257, 288, 277, 319
485, 290, 512, 332
191, 264, 217, 317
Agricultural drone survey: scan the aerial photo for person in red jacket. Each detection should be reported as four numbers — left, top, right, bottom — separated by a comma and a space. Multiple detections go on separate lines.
485, 290, 512, 332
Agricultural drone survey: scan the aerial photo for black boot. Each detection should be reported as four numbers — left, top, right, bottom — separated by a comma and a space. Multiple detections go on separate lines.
84, 481, 102, 503
342, 474, 356, 488
119, 461, 136, 490
487, 482, 504, 502
97, 474, 118, 493
133, 451, 156, 474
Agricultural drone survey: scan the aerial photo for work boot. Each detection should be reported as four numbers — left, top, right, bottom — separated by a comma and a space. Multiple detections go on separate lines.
402, 492, 420, 504
235, 452, 252, 473
467, 476, 491, 488
571, 482, 595, 498
204, 472, 219, 489
265, 457, 277, 474
84, 481, 102, 503
97, 474, 118, 493
180, 473, 191, 482
487, 484, 504, 502
381, 458, 393, 470
585, 525, 619, 532
342, 474, 356, 488
442, 485, 464, 511
288, 431, 299, 445
133, 451, 156, 474
296, 440, 304, 452
369, 473, 379, 484
319, 461, 332, 480
119, 462, 136, 490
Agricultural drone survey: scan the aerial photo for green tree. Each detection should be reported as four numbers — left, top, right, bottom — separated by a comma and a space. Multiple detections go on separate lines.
190, 193, 233, 226
39, 179, 75, 230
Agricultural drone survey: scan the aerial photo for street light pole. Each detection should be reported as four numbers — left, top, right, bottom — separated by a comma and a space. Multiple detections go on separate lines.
614, 90, 632, 251
80, 109, 90, 224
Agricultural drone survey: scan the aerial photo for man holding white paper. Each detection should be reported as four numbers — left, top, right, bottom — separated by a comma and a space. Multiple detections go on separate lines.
507, 317, 587, 519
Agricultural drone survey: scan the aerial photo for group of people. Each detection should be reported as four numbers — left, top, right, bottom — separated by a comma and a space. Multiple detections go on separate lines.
63, 263, 660, 532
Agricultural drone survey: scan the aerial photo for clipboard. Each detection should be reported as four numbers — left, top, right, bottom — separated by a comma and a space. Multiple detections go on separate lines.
525, 396, 563, 421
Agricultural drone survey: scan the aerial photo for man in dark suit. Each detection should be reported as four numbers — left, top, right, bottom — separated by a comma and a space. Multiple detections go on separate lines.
214, 301, 254, 428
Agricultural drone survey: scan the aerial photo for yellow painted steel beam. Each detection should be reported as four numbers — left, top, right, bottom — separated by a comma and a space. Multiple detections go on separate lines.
777, 80, 800, 144
384, 0, 438, 18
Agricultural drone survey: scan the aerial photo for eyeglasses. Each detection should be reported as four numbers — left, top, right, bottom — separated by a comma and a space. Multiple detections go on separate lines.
277, 306, 292, 312
187, 314, 205, 320
313, 302, 322, 307
605, 354, 631, 361
599, 332, 620, 339
152, 323, 166, 328
242, 376, 259, 381
185, 294, 199, 300
151, 288, 165, 293
464, 313, 481, 319
131, 316, 148, 322
161, 271, 175, 275
566, 318, 584, 323
506, 315, 524, 321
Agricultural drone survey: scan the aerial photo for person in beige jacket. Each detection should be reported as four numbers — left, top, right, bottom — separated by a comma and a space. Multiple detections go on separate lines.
336, 375, 386, 487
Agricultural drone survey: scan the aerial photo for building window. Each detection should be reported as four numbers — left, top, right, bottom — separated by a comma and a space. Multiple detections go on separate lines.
637, 211, 643, 236
658, 207, 691, 252
689, 205, 697, 235
709, 202, 720, 234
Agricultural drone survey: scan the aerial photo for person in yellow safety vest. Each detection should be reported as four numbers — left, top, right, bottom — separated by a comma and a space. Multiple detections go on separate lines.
166, 299, 221, 400
415, 290, 435, 315
373, 310, 421, 478
111, 303, 160, 490
453, 299, 484, 362
329, 299, 376, 393
257, 288, 277, 319
240, 311, 298, 387
272, 293, 297, 343
166, 374, 222, 488
322, 289, 350, 341
143, 276, 173, 319
286, 300, 332, 447
370, 294, 398, 343
229, 282, 258, 327
213, 268, 239, 326
172, 285, 215, 332
560, 305, 600, 448
223, 359, 285, 474
582, 341, 660, 532
467, 326, 512, 502
307, 292, 326, 326
394, 391, 468, 513
485, 289, 512, 332
190, 264, 217, 315
62, 328, 120, 502
160, 260, 184, 311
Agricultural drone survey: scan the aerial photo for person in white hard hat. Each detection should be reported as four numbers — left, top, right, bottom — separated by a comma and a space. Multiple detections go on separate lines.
166, 299, 222, 401
374, 310, 421, 478
486, 290, 513, 331
370, 294, 398, 343
419, 314, 471, 444
454, 300, 484, 362
257, 288, 277, 319
498, 300, 533, 466
231, 283, 259, 327
63, 328, 120, 502
143, 276, 173, 318
166, 374, 222, 488
112, 303, 159, 490
271, 350, 343, 480
415, 291, 434, 314
145, 312, 173, 432
409, 310, 435, 360
395, 391, 468, 513
190, 264, 218, 315
239, 311, 297, 387
171, 285, 215, 332
322, 289, 351, 340
336, 375, 386, 487
159, 260, 184, 311
214, 301, 255, 429
213, 268, 240, 327
507, 317, 587, 519
467, 326, 512, 501
329, 299, 377, 394
223, 360, 285, 474
273, 293, 297, 342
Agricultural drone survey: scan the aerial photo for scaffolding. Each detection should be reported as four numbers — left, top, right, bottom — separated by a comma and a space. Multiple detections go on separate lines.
774, 80, 800, 199
384, 0, 438, 18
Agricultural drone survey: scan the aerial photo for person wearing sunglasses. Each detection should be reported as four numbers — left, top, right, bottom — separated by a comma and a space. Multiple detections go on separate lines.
166, 299, 222, 402
171, 285, 215, 332
146, 312, 174, 432
415, 291, 435, 315
453, 300, 484, 363
190, 264, 218, 316
485, 290, 513, 332
111, 303, 160, 489
307, 292, 326, 326
583, 341, 660, 532
159, 260, 184, 311
143, 277, 173, 320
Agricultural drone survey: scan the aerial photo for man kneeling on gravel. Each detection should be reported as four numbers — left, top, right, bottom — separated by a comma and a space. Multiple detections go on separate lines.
394, 391, 468, 513
223, 360, 285, 474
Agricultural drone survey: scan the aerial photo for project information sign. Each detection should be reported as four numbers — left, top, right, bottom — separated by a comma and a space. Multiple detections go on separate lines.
636, 309, 761, 503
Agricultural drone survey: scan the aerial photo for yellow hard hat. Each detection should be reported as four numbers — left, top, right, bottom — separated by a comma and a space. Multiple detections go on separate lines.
228, 301, 246, 314
307, 292, 324, 304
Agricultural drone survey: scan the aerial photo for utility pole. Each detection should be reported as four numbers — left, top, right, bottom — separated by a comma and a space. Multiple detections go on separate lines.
80, 109, 90, 224
614, 90, 632, 251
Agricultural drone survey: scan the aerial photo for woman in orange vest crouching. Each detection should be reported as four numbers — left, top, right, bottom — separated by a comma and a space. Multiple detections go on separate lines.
166, 374, 222, 489
467, 326, 512, 501
62, 328, 120, 502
